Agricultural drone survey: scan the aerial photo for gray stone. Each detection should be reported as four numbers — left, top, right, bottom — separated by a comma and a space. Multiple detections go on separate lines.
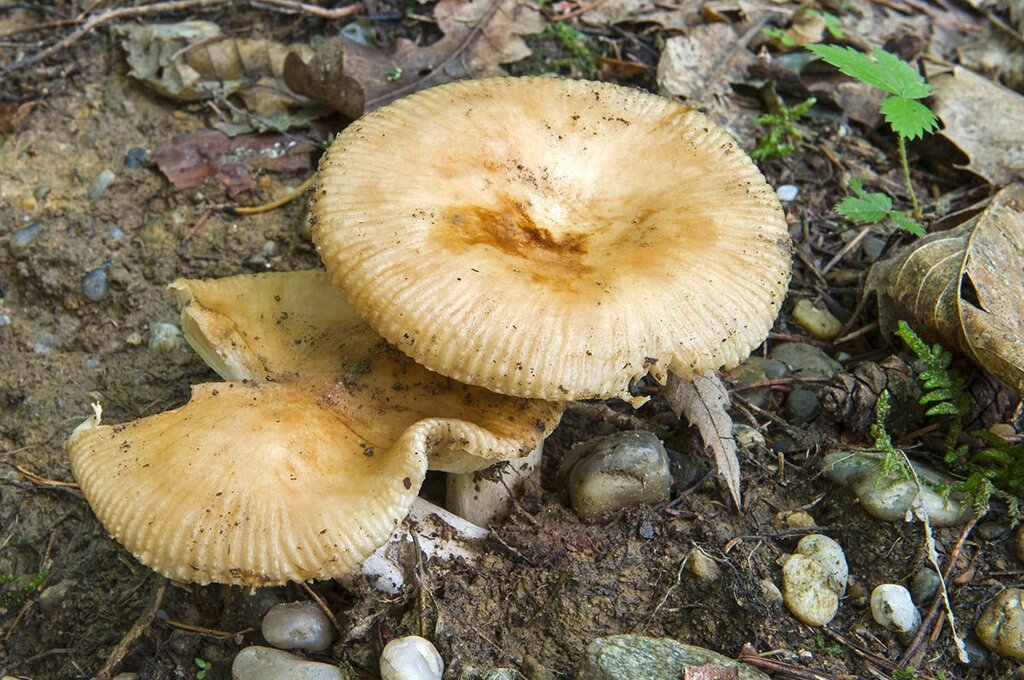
686, 548, 720, 581
262, 602, 334, 652
561, 432, 672, 521
576, 635, 769, 680
784, 388, 820, 423
725, 357, 788, 408
976, 589, 1024, 660
9, 222, 43, 252
796, 535, 847, 595
82, 266, 109, 301
910, 567, 941, 605
768, 342, 842, 378
977, 520, 1010, 541
782, 554, 838, 626
822, 451, 969, 526
89, 169, 117, 200
759, 579, 783, 607
148, 322, 183, 354
458, 668, 518, 680
777, 184, 798, 202
871, 584, 921, 634
232, 646, 343, 679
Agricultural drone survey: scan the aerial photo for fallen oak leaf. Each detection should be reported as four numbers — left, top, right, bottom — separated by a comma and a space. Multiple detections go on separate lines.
664, 371, 742, 509
866, 182, 1024, 394
283, 37, 365, 120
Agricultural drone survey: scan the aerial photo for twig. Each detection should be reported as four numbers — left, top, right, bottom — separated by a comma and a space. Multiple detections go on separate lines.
300, 581, 344, 638
5, 0, 363, 71
231, 173, 316, 215
14, 464, 80, 489
94, 581, 166, 680
729, 376, 830, 393
182, 208, 214, 243
821, 225, 872, 275
162, 618, 254, 639
737, 644, 833, 679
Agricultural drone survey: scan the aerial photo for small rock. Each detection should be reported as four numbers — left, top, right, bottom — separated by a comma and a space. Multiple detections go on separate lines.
861, 235, 886, 262
561, 432, 672, 521
9, 222, 43, 252
822, 451, 969, 526
577, 635, 770, 680
112, 674, 139, 680
380, 636, 444, 680
976, 589, 1024, 659
638, 519, 655, 540
34, 185, 50, 202
666, 446, 708, 490
782, 554, 838, 626
963, 636, 991, 668
769, 342, 842, 378
83, 358, 101, 370
458, 668, 518, 680
148, 322, 182, 354
124, 147, 149, 170
108, 226, 126, 242
777, 184, 799, 202
795, 534, 847, 595
759, 578, 784, 607
792, 299, 842, 341
262, 602, 333, 652
732, 424, 765, 449
82, 266, 109, 301
89, 169, 116, 200
784, 388, 819, 423
871, 584, 921, 634
37, 581, 74, 615
774, 511, 816, 529
232, 646, 343, 679
0, 312, 10, 328
910, 567, 941, 605
126, 331, 144, 347
977, 520, 1010, 541
725, 356, 788, 408
687, 548, 720, 581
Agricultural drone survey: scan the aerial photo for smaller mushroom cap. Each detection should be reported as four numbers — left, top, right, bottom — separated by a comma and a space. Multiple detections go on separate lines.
312, 77, 791, 403
66, 381, 426, 585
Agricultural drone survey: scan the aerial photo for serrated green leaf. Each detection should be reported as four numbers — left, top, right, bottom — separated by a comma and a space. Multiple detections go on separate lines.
925, 402, 960, 416
880, 96, 939, 140
921, 387, 962, 403
836, 189, 891, 223
807, 45, 929, 98
762, 26, 796, 48
889, 209, 927, 237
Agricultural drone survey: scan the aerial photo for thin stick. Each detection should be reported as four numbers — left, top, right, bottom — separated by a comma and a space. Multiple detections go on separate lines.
821, 224, 872, 275
94, 581, 166, 680
300, 581, 344, 638
5, 0, 363, 71
232, 174, 316, 215
162, 618, 253, 639
14, 465, 80, 489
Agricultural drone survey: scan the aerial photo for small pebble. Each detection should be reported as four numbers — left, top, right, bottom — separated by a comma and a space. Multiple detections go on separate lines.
977, 520, 1010, 541
910, 567, 941, 605
666, 447, 708, 491
796, 534, 848, 595
784, 388, 819, 423
732, 424, 765, 449
976, 588, 1024, 659
123, 147, 149, 170
126, 331, 144, 347
34, 185, 50, 202
84, 358, 101, 370
231, 645, 343, 680
686, 548, 720, 581
89, 169, 116, 200
112, 674, 139, 680
82, 266, 109, 301
861, 235, 886, 262
989, 423, 1017, 438
871, 584, 921, 634
148, 322, 182, 353
561, 432, 672, 520
262, 602, 333, 652
10, 222, 43, 251
782, 554, 838, 626
108, 226, 125, 241
577, 635, 770, 680
0, 312, 10, 328
777, 184, 799, 202
33, 335, 57, 354
792, 299, 843, 341
458, 667, 518, 680
759, 579, 784, 606
380, 636, 444, 680
768, 342, 842, 378
638, 519, 655, 540
775, 511, 816, 529
262, 240, 279, 258
822, 451, 969, 526
725, 356, 788, 408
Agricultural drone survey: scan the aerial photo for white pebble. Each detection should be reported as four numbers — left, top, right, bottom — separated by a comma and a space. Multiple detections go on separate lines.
871, 584, 921, 634
796, 535, 848, 595
262, 602, 333, 652
782, 553, 838, 626
148, 322, 182, 353
232, 646, 343, 680
777, 184, 798, 202
380, 636, 444, 680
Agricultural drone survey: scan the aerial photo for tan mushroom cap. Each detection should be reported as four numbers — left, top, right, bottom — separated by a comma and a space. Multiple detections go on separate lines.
171, 270, 563, 472
312, 77, 792, 403
66, 381, 426, 585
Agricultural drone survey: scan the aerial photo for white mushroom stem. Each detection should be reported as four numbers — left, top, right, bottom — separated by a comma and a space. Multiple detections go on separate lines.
446, 442, 543, 527
354, 498, 487, 595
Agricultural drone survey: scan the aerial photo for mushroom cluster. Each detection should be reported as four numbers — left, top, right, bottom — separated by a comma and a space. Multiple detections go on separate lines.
67, 76, 790, 587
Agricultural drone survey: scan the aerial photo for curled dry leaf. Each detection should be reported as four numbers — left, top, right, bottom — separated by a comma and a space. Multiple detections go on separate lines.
283, 37, 365, 120
866, 183, 1024, 394
930, 66, 1024, 185
664, 372, 742, 508
149, 129, 316, 195
581, 0, 692, 31
339, 0, 545, 110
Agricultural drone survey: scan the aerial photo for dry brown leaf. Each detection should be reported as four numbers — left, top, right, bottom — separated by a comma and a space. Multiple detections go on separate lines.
664, 372, 742, 508
339, 0, 545, 110
283, 37, 365, 120
930, 66, 1024, 185
866, 183, 1024, 394
581, 0, 692, 31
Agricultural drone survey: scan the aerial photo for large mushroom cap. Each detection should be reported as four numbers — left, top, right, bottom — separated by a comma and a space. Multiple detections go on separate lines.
312, 77, 791, 403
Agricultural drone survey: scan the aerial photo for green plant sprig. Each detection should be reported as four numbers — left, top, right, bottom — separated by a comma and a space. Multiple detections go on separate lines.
808, 45, 938, 225
751, 96, 816, 160
836, 178, 924, 237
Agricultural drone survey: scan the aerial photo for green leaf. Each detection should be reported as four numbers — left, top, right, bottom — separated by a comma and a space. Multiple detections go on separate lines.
822, 12, 845, 39
835, 181, 891, 223
889, 209, 927, 237
807, 45, 931, 99
762, 26, 797, 48
925, 402, 960, 416
880, 96, 939, 140
921, 388, 963, 403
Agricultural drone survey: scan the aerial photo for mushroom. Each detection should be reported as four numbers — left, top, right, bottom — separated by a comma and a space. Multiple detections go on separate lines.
311, 77, 791, 406
66, 271, 562, 585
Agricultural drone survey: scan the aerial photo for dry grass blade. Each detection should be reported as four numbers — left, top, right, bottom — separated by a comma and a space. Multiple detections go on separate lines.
664, 372, 742, 508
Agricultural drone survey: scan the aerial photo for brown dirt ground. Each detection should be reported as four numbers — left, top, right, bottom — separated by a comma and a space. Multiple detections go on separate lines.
1, 4, 1022, 680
